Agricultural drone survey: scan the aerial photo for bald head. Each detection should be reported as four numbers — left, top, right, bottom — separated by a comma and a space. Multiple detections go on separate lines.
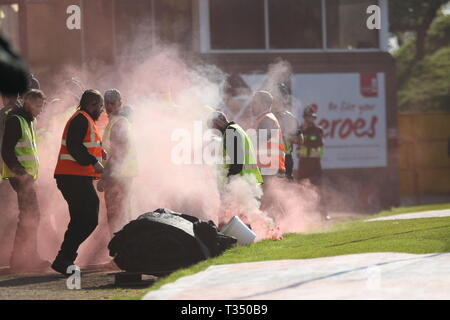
251, 90, 273, 116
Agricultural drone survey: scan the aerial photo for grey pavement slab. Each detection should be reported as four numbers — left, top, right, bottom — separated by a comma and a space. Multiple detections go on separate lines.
366, 209, 450, 222
143, 252, 450, 300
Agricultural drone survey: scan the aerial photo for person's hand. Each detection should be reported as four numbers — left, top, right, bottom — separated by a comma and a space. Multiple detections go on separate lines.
97, 179, 105, 192
16, 172, 34, 184
94, 161, 104, 174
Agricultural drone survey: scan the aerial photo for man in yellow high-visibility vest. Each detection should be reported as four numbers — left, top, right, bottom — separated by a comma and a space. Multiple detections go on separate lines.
208, 111, 263, 187
1, 89, 50, 272
97, 89, 138, 236
207, 111, 263, 226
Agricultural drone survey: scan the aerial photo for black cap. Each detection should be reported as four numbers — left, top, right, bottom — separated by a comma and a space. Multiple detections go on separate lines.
303, 105, 317, 118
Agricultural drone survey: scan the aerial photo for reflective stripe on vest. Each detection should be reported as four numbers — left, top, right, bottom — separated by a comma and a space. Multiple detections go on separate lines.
54, 110, 103, 178
2, 115, 39, 179
223, 124, 263, 185
61, 139, 101, 148
297, 146, 324, 158
254, 112, 286, 173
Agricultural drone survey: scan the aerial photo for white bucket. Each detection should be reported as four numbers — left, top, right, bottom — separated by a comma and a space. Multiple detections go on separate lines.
220, 216, 256, 246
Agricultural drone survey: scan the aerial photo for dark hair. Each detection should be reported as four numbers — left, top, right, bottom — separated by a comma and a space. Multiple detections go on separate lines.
79, 89, 102, 109
23, 89, 46, 101
28, 74, 40, 90
224, 74, 250, 98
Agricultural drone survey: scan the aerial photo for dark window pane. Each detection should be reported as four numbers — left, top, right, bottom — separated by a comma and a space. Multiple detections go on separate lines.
115, 0, 153, 57
209, 0, 265, 50
326, 0, 379, 49
269, 0, 322, 49
0, 4, 20, 52
154, 0, 192, 51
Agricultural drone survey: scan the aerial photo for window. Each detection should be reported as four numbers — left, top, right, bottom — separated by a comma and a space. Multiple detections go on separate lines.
268, 0, 322, 49
0, 3, 20, 52
115, 0, 153, 57
200, 0, 386, 52
154, 0, 192, 50
115, 0, 193, 56
326, 0, 379, 49
209, 0, 265, 50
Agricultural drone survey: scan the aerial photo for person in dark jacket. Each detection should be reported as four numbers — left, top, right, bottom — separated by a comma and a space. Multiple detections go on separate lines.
1, 89, 49, 272
52, 89, 104, 276
294, 105, 330, 221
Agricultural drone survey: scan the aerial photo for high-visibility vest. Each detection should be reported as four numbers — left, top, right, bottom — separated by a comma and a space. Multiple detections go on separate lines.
284, 140, 293, 155
222, 123, 263, 186
102, 114, 139, 178
54, 110, 103, 178
2, 115, 39, 179
254, 112, 286, 174
297, 127, 324, 159
297, 144, 324, 158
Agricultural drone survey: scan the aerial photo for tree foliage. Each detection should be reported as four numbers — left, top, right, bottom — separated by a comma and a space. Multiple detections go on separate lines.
394, 13, 450, 112
398, 47, 450, 112
389, 0, 448, 60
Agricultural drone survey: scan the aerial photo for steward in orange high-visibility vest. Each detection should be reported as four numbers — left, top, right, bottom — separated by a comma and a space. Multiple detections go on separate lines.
250, 91, 286, 176
51, 89, 105, 276
253, 112, 286, 174
54, 109, 103, 178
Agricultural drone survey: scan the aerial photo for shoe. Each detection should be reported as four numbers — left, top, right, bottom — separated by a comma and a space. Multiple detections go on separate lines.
51, 257, 75, 277
323, 215, 332, 221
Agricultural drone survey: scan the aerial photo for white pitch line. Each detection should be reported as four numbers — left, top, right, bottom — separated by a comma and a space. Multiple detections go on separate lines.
366, 209, 450, 222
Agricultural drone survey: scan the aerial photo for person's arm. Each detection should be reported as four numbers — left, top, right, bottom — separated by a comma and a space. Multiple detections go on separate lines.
256, 117, 279, 153
288, 117, 303, 145
224, 128, 244, 176
102, 118, 129, 179
66, 114, 99, 166
1, 116, 27, 176
318, 127, 324, 147
291, 129, 304, 145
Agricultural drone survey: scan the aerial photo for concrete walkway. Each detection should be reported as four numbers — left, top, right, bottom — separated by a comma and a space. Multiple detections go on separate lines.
366, 209, 450, 222
143, 252, 450, 300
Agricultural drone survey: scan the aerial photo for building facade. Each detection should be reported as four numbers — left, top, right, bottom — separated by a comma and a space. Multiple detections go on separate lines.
0, 0, 399, 210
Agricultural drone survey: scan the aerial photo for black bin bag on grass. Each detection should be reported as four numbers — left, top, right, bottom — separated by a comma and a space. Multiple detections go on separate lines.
108, 208, 237, 274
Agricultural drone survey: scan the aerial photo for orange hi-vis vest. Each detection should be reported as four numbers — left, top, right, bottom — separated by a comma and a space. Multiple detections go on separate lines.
54, 110, 103, 178
254, 112, 286, 175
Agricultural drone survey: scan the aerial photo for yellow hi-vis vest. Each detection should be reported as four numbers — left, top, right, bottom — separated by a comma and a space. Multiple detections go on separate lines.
222, 123, 263, 186
297, 133, 324, 158
2, 115, 39, 179
102, 114, 138, 178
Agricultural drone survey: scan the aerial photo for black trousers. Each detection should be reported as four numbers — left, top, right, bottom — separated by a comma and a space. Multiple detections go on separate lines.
55, 175, 99, 263
285, 154, 294, 180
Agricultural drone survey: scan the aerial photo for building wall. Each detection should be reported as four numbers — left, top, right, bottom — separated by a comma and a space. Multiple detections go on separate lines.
399, 113, 450, 199
0, 0, 400, 210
